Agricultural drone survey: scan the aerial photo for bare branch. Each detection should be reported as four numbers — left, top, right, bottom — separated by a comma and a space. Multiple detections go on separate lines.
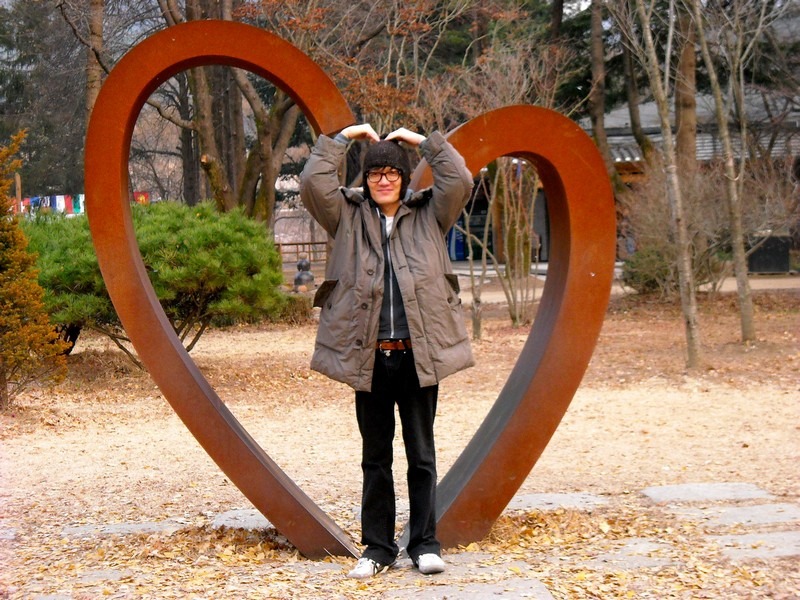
56, 0, 111, 75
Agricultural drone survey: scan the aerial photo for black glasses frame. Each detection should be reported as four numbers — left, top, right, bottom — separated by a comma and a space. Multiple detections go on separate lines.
366, 169, 402, 183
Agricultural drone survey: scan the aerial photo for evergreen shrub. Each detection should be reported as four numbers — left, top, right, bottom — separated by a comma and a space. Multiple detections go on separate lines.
1, 131, 69, 408
23, 201, 299, 364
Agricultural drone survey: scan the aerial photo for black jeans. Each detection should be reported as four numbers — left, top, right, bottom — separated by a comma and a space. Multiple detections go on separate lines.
355, 349, 440, 565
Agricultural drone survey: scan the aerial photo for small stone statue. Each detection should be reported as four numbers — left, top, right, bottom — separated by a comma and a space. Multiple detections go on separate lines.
293, 255, 315, 292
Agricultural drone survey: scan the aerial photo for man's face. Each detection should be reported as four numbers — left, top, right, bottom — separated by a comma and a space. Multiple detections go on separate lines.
366, 167, 402, 215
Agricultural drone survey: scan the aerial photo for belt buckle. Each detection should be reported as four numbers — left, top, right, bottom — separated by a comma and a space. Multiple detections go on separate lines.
378, 339, 397, 356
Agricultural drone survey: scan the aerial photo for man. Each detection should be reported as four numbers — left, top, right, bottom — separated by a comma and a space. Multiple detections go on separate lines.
300, 123, 474, 579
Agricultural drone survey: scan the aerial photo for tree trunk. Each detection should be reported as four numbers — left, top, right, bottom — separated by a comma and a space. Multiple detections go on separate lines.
239, 142, 264, 216
691, 0, 755, 342
85, 0, 104, 119
211, 66, 246, 192
258, 100, 301, 225
674, 7, 709, 287
550, 0, 565, 41
177, 0, 301, 222
0, 367, 8, 412
674, 10, 697, 172
176, 72, 201, 205
635, 0, 703, 368
190, 65, 236, 211
623, 43, 654, 160
183, 0, 236, 211
589, 0, 617, 183
470, 2, 489, 63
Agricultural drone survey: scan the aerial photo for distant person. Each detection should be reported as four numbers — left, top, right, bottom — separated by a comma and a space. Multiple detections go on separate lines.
300, 123, 474, 579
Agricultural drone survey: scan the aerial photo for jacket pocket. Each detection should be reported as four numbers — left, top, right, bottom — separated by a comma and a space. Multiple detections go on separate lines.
444, 273, 461, 295
313, 279, 338, 308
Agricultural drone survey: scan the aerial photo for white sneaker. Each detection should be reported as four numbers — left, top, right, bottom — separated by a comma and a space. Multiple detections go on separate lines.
415, 553, 446, 575
347, 557, 392, 579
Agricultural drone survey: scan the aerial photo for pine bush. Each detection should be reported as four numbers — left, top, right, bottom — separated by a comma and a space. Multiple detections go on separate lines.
23, 201, 293, 365
1, 131, 69, 409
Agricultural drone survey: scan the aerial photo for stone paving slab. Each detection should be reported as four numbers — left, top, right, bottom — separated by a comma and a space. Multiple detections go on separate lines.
584, 537, 676, 570
382, 577, 553, 599
670, 503, 800, 528
379, 555, 554, 600
641, 482, 774, 504
212, 508, 272, 530
27, 482, 799, 599
281, 553, 554, 599
76, 569, 134, 584
62, 518, 186, 538
506, 492, 608, 512
708, 530, 800, 561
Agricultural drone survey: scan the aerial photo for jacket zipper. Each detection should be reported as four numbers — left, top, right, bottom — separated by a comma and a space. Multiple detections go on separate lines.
379, 209, 396, 339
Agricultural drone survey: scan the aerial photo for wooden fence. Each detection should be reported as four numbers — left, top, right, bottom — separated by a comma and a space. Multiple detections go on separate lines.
276, 241, 327, 264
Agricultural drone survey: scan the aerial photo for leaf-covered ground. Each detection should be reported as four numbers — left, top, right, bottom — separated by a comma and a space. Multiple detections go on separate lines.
1, 287, 798, 598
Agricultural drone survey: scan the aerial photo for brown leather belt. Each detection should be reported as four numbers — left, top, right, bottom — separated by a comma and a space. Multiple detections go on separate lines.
376, 338, 412, 351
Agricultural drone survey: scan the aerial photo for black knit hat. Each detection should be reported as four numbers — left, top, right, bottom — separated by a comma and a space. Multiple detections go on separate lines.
362, 140, 411, 200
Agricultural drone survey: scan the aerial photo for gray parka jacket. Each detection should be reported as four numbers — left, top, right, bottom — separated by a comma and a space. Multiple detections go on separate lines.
299, 131, 475, 392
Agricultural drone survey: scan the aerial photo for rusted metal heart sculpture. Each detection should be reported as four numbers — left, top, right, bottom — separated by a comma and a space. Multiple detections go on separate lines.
410, 106, 616, 546
84, 21, 615, 559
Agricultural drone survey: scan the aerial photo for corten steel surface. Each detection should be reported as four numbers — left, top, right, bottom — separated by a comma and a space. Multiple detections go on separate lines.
409, 105, 616, 547
85, 21, 615, 560
84, 20, 358, 559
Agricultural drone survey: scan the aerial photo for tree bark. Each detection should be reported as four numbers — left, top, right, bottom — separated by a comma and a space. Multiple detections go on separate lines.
623, 42, 654, 160
182, 0, 236, 211
253, 99, 301, 225
85, 0, 104, 119
589, 0, 617, 183
674, 10, 697, 172
176, 73, 200, 206
550, 0, 565, 41
635, 0, 703, 368
238, 140, 264, 216
691, 0, 755, 341
189, 65, 236, 211
470, 2, 489, 63
211, 66, 246, 193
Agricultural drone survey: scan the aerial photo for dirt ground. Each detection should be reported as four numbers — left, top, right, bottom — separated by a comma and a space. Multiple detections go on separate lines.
1, 282, 798, 598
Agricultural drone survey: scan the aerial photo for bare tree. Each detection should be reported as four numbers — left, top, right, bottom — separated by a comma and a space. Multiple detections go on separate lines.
442, 25, 583, 333
688, 0, 793, 342
495, 159, 541, 326
164, 1, 481, 221
128, 103, 184, 201
610, 0, 703, 368
59, 0, 191, 201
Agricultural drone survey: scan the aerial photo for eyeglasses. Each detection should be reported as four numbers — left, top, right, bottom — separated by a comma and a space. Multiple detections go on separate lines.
366, 168, 402, 183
